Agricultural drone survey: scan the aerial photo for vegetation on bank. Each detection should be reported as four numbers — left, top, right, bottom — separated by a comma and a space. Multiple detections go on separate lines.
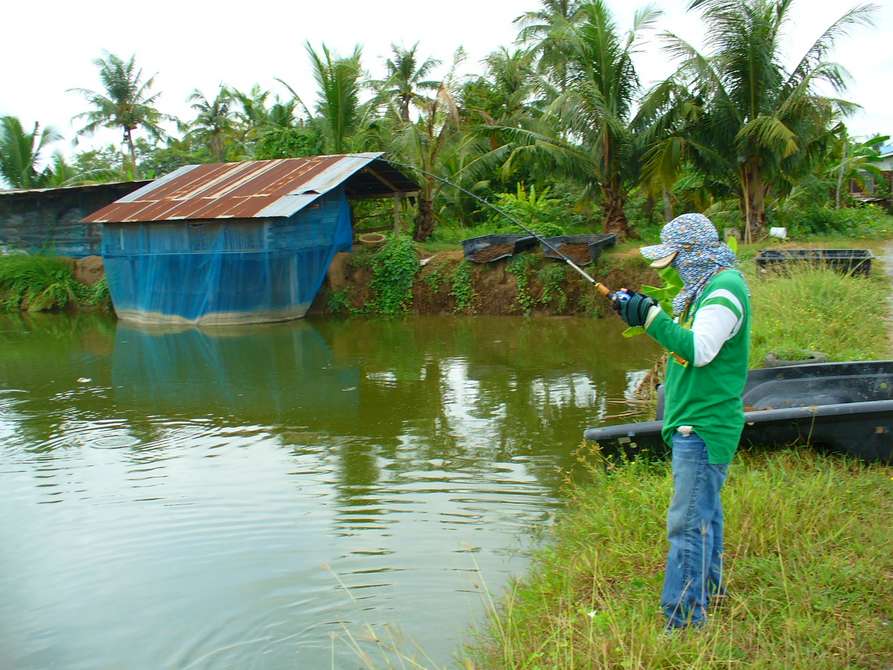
319, 234, 659, 318
465, 449, 893, 669
0, 255, 110, 313
749, 263, 890, 365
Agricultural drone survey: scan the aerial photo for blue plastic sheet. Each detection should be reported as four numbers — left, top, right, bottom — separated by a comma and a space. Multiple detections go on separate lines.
102, 188, 353, 325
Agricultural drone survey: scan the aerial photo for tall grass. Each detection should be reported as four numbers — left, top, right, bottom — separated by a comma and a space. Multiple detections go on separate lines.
0, 255, 110, 312
465, 449, 893, 669
749, 263, 890, 365
0, 255, 82, 312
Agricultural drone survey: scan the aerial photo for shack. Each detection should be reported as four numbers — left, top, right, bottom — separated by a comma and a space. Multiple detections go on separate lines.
83, 152, 417, 325
0, 180, 150, 256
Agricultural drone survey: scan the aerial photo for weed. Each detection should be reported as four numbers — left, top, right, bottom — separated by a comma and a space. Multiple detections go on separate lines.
327, 288, 352, 315
465, 449, 893, 669
748, 263, 889, 364
369, 235, 419, 315
508, 254, 538, 315
0, 255, 80, 312
423, 262, 448, 293
450, 260, 475, 313
537, 263, 568, 312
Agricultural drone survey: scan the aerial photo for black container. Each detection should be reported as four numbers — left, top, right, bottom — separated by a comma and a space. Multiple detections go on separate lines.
755, 249, 872, 276
540, 233, 617, 265
461, 234, 537, 263
584, 360, 893, 464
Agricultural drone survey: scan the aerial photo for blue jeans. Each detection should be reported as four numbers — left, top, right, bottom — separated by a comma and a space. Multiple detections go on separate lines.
661, 431, 729, 628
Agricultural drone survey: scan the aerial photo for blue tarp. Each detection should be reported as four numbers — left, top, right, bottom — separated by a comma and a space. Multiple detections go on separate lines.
102, 189, 352, 325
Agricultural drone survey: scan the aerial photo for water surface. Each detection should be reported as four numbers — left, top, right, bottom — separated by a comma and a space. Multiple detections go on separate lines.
0, 314, 657, 669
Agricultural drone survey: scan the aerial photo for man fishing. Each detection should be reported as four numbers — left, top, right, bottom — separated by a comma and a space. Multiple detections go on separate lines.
612, 213, 751, 630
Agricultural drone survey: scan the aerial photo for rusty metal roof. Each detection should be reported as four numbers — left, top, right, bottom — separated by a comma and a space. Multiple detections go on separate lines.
83, 152, 417, 224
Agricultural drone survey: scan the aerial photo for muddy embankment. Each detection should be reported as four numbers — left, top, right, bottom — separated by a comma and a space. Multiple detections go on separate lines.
311, 248, 659, 317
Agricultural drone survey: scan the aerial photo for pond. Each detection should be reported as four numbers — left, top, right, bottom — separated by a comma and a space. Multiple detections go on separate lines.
0, 313, 658, 669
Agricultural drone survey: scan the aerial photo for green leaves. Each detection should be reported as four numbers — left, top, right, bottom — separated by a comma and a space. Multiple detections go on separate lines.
621, 265, 682, 338
370, 235, 420, 315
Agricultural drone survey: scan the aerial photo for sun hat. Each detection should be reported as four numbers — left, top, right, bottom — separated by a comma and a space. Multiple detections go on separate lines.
640, 213, 737, 315
640, 213, 721, 269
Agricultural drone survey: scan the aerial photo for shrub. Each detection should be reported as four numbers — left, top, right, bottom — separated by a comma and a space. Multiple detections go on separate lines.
770, 204, 891, 238
450, 261, 475, 313
0, 255, 80, 312
369, 235, 419, 315
537, 263, 568, 311
507, 254, 538, 315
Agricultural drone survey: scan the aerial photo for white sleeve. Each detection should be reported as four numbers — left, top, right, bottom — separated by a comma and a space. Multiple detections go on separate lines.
691, 290, 744, 367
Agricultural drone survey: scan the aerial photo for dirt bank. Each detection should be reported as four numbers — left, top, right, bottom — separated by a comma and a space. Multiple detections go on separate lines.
311, 247, 659, 317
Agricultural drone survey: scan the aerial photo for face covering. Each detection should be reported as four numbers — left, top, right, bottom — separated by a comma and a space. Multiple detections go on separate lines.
640, 213, 737, 316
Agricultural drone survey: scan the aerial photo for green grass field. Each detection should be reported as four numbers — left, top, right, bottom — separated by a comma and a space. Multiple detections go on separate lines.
466, 449, 893, 669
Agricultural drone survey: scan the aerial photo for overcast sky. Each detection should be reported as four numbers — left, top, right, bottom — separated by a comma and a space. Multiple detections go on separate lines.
2, 0, 891, 161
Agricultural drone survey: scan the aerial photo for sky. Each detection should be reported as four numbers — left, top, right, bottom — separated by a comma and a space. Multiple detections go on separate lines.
2, 0, 891, 162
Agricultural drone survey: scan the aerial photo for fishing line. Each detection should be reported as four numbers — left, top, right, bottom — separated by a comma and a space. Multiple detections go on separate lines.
382, 157, 619, 299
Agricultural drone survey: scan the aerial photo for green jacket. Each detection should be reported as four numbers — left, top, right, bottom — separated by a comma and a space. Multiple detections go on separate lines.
645, 270, 751, 464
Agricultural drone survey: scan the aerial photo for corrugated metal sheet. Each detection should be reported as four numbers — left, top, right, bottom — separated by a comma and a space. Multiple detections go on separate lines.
84, 153, 417, 224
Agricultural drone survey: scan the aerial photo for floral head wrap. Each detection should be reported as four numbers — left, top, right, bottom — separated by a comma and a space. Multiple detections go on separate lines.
640, 213, 737, 316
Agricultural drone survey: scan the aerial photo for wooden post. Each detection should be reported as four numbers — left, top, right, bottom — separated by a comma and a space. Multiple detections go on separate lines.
393, 194, 402, 235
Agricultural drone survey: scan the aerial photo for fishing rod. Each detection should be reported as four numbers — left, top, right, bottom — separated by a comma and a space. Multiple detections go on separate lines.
383, 158, 623, 301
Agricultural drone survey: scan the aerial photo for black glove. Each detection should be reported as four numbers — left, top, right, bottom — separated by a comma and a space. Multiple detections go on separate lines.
613, 290, 657, 328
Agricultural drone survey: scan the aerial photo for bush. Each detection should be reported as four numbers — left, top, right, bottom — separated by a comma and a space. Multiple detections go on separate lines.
770, 204, 891, 238
450, 261, 475, 313
0, 255, 80, 312
369, 235, 419, 315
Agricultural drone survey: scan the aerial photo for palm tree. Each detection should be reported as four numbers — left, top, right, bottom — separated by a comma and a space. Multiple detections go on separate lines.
507, 1, 661, 236
515, 0, 583, 91
647, 0, 875, 240
69, 52, 169, 178
302, 42, 367, 153
186, 86, 236, 162
0, 116, 60, 189
44, 152, 78, 187
371, 43, 441, 122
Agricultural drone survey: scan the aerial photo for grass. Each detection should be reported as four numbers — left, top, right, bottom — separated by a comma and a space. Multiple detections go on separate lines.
465, 448, 893, 670
747, 263, 890, 365
0, 254, 112, 312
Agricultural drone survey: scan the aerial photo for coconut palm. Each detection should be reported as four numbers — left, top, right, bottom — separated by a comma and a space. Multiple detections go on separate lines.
645, 0, 876, 240
507, 1, 661, 235
371, 43, 441, 122
187, 86, 236, 162
515, 0, 584, 91
302, 43, 367, 154
69, 52, 170, 178
0, 116, 60, 189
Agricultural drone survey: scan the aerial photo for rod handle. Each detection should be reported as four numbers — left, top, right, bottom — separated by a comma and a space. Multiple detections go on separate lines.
594, 282, 613, 298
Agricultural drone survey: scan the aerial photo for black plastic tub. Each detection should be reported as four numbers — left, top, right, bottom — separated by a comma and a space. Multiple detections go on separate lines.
755, 249, 872, 276
461, 234, 537, 263
584, 360, 893, 464
540, 234, 617, 265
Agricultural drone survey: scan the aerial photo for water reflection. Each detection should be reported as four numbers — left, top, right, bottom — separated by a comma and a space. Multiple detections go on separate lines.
0, 314, 658, 669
